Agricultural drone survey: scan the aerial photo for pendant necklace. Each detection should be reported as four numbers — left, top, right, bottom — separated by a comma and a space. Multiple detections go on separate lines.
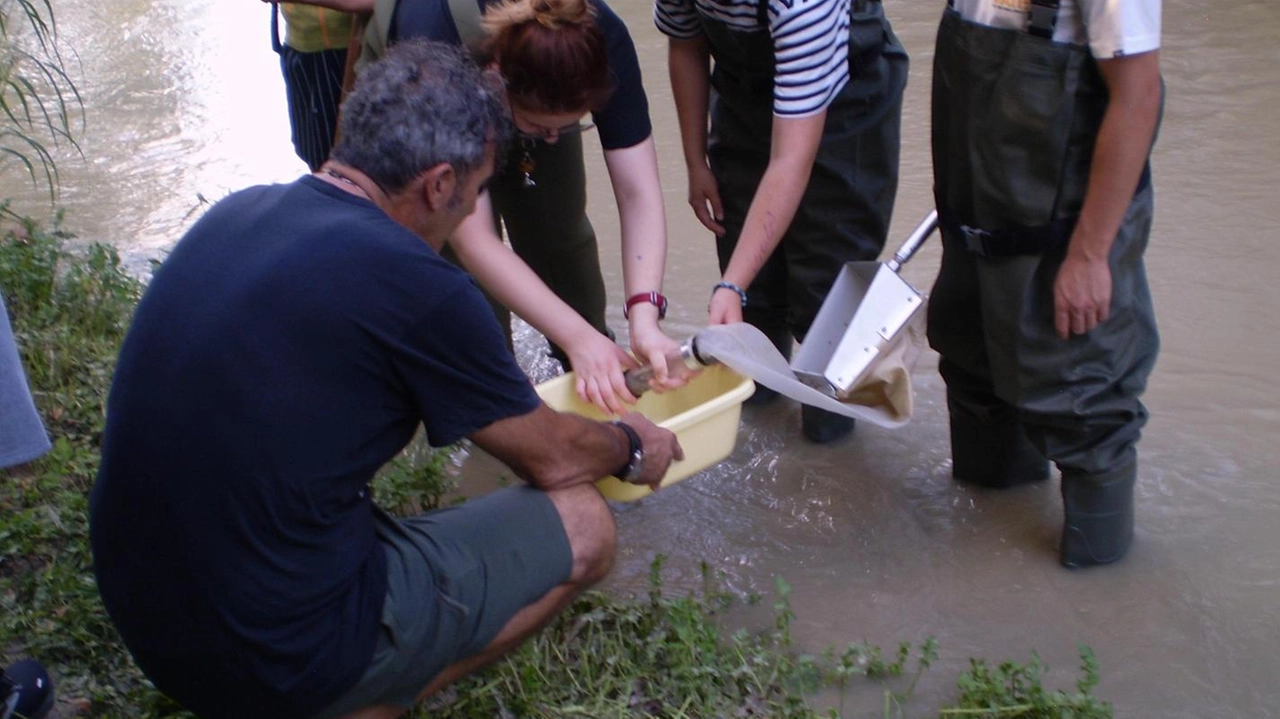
326, 168, 359, 188
324, 167, 369, 199
518, 138, 537, 189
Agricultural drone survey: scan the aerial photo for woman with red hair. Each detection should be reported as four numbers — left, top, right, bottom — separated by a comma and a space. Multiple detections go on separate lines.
298, 0, 684, 413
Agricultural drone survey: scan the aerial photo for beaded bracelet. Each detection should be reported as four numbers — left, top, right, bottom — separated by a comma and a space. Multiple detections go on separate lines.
711, 281, 748, 307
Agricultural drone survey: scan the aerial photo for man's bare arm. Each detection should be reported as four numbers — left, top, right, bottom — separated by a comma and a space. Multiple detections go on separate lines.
1053, 49, 1162, 339
468, 404, 683, 492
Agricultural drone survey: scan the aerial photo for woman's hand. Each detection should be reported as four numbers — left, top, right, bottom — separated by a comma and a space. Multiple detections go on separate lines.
708, 286, 744, 325
629, 315, 691, 393
565, 330, 640, 415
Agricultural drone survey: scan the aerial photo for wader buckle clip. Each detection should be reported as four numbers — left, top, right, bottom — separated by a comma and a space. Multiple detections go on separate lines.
960, 225, 1003, 258
1028, 0, 1060, 38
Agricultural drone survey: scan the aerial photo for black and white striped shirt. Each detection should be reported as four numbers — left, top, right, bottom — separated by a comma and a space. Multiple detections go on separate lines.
654, 0, 851, 117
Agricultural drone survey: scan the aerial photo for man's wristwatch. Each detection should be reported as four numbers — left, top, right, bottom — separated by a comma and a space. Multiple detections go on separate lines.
610, 421, 645, 483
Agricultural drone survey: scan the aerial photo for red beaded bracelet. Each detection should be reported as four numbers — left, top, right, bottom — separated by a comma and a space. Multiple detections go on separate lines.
623, 291, 668, 320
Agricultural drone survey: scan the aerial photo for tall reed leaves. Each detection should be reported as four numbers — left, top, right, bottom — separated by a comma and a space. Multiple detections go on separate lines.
0, 0, 83, 206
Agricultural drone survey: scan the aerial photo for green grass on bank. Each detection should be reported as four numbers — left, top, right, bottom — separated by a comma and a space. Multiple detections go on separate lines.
0, 215, 1113, 718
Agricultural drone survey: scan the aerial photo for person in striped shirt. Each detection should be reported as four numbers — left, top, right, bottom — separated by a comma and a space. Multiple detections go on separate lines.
656, 0, 909, 443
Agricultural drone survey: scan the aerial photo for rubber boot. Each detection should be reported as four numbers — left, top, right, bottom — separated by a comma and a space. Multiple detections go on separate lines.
2, 659, 54, 719
948, 396, 1049, 488
801, 405, 856, 444
1059, 461, 1136, 569
744, 325, 792, 407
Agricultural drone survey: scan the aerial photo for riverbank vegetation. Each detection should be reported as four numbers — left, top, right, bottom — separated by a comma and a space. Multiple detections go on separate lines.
0, 218, 1118, 718
0, 0, 84, 206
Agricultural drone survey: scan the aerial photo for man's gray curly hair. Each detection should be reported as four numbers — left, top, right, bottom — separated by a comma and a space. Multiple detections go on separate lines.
332, 40, 512, 194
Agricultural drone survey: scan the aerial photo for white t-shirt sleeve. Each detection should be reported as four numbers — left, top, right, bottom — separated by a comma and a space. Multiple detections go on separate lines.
1080, 0, 1161, 59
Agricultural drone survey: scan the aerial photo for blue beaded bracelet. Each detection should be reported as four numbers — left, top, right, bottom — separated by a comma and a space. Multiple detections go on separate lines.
712, 281, 748, 307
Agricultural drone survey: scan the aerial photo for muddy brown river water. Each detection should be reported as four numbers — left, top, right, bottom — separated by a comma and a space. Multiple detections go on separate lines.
3, 0, 1278, 715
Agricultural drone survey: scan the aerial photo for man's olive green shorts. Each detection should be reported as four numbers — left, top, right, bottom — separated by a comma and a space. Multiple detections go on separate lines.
314, 486, 572, 718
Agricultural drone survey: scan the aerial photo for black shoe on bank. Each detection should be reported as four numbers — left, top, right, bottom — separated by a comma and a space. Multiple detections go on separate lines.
2, 658, 54, 719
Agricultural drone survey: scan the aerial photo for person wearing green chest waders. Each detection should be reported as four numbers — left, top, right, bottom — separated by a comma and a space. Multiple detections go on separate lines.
657, 0, 910, 444
927, 0, 1164, 567
296, 0, 688, 415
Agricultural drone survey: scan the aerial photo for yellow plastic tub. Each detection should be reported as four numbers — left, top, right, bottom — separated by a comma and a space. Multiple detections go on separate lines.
535, 364, 755, 501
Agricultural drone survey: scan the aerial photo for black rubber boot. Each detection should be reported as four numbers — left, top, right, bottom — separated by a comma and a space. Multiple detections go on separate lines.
801, 405, 856, 444
2, 659, 54, 719
948, 396, 1049, 488
1060, 461, 1137, 569
745, 383, 781, 406
744, 325, 793, 407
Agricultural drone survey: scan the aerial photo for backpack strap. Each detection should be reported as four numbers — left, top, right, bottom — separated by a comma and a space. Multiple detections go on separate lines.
331, 10, 371, 148
360, 0, 484, 67
357, 0, 399, 71
448, 0, 487, 53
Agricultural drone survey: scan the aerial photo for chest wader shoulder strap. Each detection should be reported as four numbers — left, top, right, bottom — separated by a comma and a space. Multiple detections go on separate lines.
1027, 0, 1061, 38
945, 0, 1060, 37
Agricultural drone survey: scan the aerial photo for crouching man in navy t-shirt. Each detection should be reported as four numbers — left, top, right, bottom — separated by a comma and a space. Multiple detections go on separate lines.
89, 39, 682, 719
